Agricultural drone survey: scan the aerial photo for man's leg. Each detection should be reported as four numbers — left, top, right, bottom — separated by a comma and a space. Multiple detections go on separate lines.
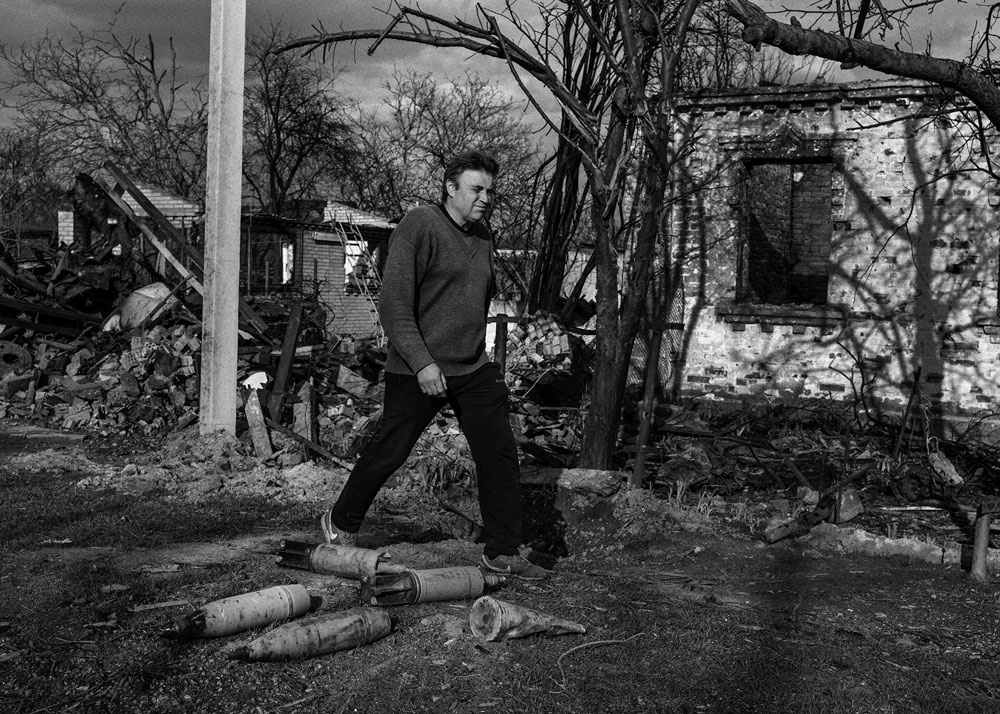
330, 372, 441, 532
449, 363, 523, 558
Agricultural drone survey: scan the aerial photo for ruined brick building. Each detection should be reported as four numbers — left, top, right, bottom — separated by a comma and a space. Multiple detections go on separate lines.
223, 199, 392, 339
668, 79, 1000, 438
59, 182, 392, 340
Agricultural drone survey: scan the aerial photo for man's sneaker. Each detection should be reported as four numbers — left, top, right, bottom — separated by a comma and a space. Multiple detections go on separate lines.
481, 553, 549, 581
320, 510, 358, 547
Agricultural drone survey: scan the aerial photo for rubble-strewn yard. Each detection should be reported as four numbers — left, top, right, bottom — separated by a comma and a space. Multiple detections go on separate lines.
3, 220, 1000, 711
2, 391, 1000, 713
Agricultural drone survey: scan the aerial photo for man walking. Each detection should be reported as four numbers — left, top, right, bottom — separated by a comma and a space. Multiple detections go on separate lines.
320, 151, 547, 580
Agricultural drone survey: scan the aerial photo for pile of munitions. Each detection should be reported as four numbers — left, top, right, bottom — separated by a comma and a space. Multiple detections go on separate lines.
163, 540, 585, 662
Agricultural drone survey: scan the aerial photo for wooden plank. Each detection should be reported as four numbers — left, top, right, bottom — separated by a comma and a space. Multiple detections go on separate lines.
970, 506, 991, 582
265, 417, 351, 469
99, 186, 207, 293
764, 501, 833, 544
782, 456, 814, 490
101, 162, 271, 338
0, 295, 100, 336
0, 295, 102, 324
0, 314, 85, 337
103, 162, 206, 272
493, 315, 508, 369
269, 303, 303, 421
244, 389, 273, 458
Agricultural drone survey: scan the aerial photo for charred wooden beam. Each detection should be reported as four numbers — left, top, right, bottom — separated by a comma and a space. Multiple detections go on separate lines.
264, 416, 352, 469
97, 164, 271, 340
0, 295, 102, 337
269, 303, 303, 421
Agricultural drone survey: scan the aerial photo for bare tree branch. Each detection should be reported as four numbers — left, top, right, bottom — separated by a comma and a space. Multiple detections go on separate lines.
278, 7, 599, 145
724, 0, 1000, 128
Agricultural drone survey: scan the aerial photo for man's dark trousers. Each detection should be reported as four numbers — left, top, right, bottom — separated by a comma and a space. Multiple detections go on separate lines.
331, 362, 522, 558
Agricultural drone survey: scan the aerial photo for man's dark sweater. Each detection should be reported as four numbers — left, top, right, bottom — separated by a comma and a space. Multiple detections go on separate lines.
379, 204, 493, 377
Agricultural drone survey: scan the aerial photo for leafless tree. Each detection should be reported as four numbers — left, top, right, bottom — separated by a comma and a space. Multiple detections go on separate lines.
243, 24, 357, 215
0, 12, 208, 199
283, 1, 708, 468
529, 0, 831, 319
680, 0, 832, 90
725, 0, 1000, 130
343, 68, 540, 303
343, 68, 542, 234
0, 126, 63, 253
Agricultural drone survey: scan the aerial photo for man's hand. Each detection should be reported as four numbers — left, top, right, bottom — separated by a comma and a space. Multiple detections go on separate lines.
416, 363, 447, 397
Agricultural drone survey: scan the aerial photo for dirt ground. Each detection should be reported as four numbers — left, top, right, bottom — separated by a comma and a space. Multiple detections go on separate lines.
2, 421, 999, 714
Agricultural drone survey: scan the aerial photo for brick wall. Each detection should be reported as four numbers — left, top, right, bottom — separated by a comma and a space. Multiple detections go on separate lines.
789, 161, 832, 305
127, 183, 201, 233
57, 211, 75, 245
297, 229, 381, 338
745, 162, 792, 303
669, 80, 1000, 436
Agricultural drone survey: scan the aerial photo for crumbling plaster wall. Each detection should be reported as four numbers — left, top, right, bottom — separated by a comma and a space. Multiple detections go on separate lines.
671, 80, 1000, 427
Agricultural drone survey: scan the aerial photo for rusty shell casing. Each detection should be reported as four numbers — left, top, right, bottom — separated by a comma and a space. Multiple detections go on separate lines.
361, 566, 504, 607
469, 595, 586, 641
276, 540, 390, 580
165, 583, 311, 639
231, 607, 393, 662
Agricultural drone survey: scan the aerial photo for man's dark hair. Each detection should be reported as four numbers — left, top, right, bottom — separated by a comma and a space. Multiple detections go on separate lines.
441, 151, 499, 202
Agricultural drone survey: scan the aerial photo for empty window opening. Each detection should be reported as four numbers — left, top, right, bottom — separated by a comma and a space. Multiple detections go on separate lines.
741, 159, 833, 306
242, 232, 295, 294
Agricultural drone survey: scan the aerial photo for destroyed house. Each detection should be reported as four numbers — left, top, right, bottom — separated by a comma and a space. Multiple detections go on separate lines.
1, 218, 58, 261
126, 183, 202, 234
55, 171, 394, 340
241, 201, 393, 338
669, 79, 1000, 438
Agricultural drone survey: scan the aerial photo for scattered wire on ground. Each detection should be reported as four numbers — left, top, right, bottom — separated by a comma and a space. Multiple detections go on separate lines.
553, 633, 644, 689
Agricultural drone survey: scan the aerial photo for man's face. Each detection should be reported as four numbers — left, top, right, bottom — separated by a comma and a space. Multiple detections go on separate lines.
445, 169, 494, 227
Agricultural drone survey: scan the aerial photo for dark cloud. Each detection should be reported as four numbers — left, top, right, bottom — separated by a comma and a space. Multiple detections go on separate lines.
2, 1, 542, 117
7, 1, 976, 133
5, 1, 391, 80
3, 1, 984, 79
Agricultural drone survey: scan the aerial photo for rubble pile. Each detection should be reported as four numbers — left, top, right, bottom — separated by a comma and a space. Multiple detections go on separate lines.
9, 183, 985, 554
0, 298, 590, 474
505, 313, 573, 370
0, 323, 200, 431
70, 431, 349, 503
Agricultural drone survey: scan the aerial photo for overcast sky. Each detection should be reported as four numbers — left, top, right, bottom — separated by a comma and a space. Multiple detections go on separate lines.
2, 1, 544, 120
1, 0, 983, 123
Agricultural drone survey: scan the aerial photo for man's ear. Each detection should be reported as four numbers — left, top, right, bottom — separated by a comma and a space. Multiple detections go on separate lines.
445, 179, 457, 198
